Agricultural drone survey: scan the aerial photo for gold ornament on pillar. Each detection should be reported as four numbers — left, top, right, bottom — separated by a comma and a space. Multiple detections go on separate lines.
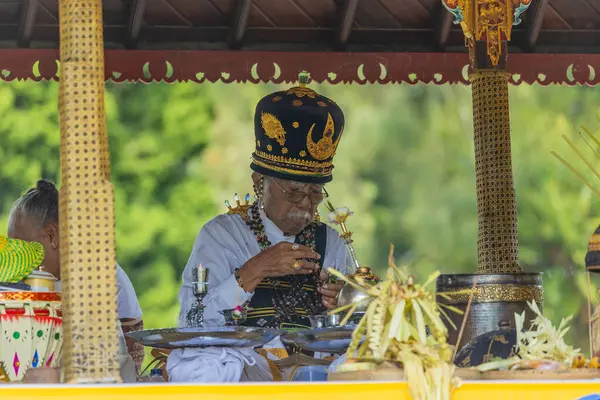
441, 0, 532, 67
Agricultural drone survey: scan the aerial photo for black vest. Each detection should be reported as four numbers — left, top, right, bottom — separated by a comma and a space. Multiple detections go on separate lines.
243, 223, 327, 331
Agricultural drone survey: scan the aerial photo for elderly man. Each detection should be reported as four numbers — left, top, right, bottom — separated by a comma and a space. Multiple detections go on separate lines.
168, 74, 351, 382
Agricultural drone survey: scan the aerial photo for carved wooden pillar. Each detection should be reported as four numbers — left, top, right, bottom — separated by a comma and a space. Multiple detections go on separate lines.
58, 0, 121, 383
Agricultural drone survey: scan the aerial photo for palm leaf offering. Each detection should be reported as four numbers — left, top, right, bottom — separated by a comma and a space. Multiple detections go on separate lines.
476, 301, 599, 372
551, 126, 600, 199
327, 245, 465, 400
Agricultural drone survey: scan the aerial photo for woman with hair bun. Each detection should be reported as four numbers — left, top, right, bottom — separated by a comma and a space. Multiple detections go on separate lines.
7, 179, 145, 372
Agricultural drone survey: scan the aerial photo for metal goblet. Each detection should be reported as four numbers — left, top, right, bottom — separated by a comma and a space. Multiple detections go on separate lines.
186, 265, 209, 327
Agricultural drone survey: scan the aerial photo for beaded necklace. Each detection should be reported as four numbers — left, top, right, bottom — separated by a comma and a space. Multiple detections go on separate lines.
246, 202, 325, 327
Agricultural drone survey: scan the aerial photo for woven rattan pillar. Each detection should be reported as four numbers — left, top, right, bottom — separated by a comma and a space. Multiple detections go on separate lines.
436, 1, 542, 350
440, 0, 532, 273
58, 0, 121, 383
471, 70, 520, 273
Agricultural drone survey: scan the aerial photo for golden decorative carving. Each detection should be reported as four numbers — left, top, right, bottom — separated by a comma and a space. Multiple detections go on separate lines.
441, 0, 532, 67
437, 284, 543, 304
476, 0, 507, 66
292, 122, 299, 128
306, 113, 342, 161
267, 144, 272, 151
299, 150, 307, 157
261, 112, 286, 146
282, 147, 288, 154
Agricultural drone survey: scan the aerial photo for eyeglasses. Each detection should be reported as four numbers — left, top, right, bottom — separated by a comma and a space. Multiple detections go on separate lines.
269, 178, 329, 204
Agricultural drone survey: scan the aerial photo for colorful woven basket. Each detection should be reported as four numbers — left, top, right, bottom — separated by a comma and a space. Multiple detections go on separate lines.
0, 292, 63, 381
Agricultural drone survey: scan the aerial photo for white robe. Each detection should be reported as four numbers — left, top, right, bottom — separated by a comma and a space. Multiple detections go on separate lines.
168, 210, 351, 382
55, 263, 142, 320
115, 264, 143, 320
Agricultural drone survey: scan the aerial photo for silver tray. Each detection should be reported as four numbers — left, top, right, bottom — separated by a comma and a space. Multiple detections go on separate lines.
282, 326, 359, 354
126, 326, 282, 349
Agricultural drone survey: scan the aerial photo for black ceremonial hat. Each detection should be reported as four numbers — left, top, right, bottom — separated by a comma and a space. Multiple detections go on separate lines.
585, 224, 600, 273
250, 72, 345, 184
454, 329, 518, 367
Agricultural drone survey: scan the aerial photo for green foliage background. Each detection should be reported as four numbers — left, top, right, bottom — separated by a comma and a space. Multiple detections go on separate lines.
0, 81, 598, 351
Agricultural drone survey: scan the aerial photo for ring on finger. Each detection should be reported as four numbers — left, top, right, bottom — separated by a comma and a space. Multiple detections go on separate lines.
292, 243, 300, 251
293, 260, 302, 270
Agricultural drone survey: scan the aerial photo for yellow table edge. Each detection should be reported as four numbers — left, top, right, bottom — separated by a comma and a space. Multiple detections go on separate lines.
1, 381, 599, 400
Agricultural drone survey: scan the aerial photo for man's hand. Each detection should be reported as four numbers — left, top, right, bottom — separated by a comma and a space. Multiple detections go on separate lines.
318, 268, 344, 310
238, 242, 321, 292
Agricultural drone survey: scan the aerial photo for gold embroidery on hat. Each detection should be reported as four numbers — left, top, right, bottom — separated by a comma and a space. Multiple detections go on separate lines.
261, 112, 286, 146
317, 101, 328, 107
286, 86, 317, 99
267, 144, 273, 151
252, 152, 333, 177
282, 147, 288, 154
306, 113, 342, 161
292, 100, 303, 107
257, 140, 261, 147
299, 150, 307, 157
293, 122, 299, 128
252, 158, 332, 177
272, 96, 282, 102
253, 151, 332, 169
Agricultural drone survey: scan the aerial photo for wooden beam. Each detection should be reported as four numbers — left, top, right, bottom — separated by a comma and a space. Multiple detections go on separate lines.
228, 0, 253, 49
8, 48, 600, 86
523, 0, 549, 51
18, 0, 39, 48
7, 24, 600, 54
335, 0, 360, 50
126, 0, 148, 49
434, 4, 454, 50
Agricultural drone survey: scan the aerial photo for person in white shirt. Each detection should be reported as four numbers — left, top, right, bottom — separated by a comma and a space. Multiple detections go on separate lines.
7, 179, 144, 371
168, 74, 351, 382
